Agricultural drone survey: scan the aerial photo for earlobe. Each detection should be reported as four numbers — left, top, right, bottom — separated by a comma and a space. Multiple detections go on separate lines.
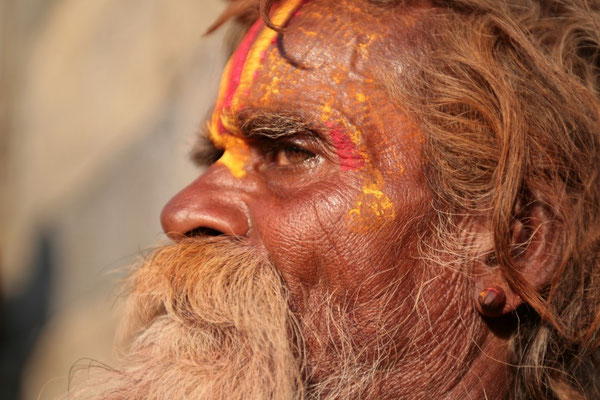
473, 273, 522, 317
477, 286, 506, 317
474, 201, 560, 317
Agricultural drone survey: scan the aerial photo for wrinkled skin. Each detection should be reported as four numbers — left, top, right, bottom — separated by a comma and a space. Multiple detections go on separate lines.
161, 1, 510, 398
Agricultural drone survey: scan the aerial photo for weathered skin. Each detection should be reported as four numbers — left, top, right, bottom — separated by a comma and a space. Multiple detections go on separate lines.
161, 1, 510, 398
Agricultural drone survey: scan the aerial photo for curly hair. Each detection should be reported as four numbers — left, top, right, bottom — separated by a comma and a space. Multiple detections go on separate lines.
211, 1, 600, 398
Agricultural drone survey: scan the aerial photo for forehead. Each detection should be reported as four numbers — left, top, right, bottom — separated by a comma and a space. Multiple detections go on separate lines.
255, 5, 393, 105
268, 3, 418, 88
275, 1, 407, 74
211, 0, 428, 132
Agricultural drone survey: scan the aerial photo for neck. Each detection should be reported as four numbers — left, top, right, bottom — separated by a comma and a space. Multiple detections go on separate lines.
444, 328, 511, 400
375, 317, 512, 400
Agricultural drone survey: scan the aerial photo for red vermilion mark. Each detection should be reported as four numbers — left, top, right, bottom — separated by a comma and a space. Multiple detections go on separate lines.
328, 124, 365, 171
222, 19, 265, 112
212, 0, 309, 136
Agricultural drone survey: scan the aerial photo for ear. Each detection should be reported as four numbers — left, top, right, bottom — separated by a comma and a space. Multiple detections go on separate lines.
473, 201, 560, 317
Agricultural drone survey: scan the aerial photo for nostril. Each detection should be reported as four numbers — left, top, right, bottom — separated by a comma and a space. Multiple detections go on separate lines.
185, 227, 224, 238
161, 180, 251, 240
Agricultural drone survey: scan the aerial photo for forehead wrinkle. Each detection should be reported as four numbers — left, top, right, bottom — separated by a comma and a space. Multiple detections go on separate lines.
277, 0, 433, 85
281, 12, 358, 71
277, 0, 400, 74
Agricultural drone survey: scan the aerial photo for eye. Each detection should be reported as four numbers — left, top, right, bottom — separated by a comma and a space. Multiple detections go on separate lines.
265, 144, 315, 167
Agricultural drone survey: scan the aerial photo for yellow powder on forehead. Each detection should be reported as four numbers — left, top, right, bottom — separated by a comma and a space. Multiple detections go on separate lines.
231, 0, 303, 112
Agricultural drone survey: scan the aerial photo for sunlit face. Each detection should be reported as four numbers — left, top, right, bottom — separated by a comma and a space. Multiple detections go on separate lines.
161, 0, 462, 387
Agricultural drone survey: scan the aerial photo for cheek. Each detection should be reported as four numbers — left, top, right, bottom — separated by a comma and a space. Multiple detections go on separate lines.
346, 171, 397, 233
250, 179, 357, 286
251, 179, 438, 362
249, 176, 415, 308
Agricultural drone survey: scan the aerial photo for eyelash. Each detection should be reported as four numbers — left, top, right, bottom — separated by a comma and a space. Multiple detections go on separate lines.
191, 137, 225, 167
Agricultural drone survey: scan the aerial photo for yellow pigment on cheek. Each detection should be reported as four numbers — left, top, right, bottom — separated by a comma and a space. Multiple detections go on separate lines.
347, 172, 396, 232
316, 78, 397, 233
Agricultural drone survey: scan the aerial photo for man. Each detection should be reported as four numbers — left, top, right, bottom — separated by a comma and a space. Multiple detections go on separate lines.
69, 0, 600, 399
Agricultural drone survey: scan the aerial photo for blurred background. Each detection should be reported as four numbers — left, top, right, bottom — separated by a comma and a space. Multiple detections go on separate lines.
0, 1, 229, 398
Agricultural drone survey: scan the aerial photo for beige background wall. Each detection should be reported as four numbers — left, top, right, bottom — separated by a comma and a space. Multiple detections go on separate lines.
1, 1, 228, 398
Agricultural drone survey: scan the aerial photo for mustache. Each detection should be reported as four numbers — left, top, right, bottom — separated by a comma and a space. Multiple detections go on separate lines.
123, 237, 288, 336
68, 237, 306, 400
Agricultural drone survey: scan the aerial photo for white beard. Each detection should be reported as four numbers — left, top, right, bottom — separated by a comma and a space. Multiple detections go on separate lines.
66, 239, 304, 399
65, 239, 400, 400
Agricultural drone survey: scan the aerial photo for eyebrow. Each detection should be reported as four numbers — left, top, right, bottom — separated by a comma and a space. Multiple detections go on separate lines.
236, 109, 323, 141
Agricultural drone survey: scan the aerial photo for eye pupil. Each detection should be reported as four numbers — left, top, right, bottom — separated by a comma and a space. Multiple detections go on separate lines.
275, 145, 313, 166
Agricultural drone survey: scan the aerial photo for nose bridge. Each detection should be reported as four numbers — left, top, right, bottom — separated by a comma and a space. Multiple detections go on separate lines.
160, 163, 255, 240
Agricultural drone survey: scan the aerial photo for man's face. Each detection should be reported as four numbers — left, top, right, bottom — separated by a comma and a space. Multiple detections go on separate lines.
161, 0, 475, 392
164, 0, 429, 305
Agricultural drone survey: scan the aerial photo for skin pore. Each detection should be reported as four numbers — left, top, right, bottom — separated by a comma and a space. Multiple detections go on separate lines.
161, 1, 513, 398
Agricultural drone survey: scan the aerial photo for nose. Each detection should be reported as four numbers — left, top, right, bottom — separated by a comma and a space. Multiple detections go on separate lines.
160, 165, 251, 240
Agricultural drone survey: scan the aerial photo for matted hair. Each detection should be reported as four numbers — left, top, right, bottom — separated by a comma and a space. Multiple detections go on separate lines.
212, 0, 600, 399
